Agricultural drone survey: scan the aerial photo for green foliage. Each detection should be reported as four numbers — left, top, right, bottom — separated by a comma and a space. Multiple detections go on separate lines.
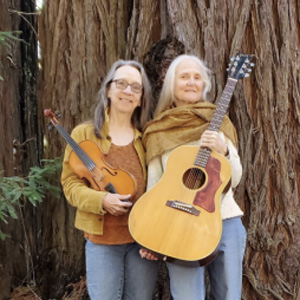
0, 31, 23, 47
0, 31, 23, 81
0, 157, 62, 240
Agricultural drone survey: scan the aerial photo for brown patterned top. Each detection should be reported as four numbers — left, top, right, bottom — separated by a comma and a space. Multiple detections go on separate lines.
84, 141, 145, 244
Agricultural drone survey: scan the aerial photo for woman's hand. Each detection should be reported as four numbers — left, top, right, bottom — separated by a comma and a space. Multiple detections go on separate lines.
199, 130, 228, 156
139, 248, 159, 261
102, 193, 132, 216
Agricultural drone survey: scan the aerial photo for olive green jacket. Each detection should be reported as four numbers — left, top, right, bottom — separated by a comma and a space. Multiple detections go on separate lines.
61, 116, 146, 235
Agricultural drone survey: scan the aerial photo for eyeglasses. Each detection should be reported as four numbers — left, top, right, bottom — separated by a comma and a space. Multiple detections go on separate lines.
112, 79, 143, 94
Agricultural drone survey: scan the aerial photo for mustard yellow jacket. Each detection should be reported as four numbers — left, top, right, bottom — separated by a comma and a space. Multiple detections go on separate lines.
61, 116, 146, 235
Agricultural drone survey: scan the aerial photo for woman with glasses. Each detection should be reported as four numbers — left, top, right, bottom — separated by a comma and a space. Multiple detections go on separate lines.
61, 60, 158, 299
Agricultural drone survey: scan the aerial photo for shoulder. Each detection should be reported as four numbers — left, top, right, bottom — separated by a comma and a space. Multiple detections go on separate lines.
71, 122, 95, 140
73, 122, 94, 131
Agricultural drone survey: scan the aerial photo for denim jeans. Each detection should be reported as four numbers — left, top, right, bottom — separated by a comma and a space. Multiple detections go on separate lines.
167, 217, 247, 300
85, 240, 158, 300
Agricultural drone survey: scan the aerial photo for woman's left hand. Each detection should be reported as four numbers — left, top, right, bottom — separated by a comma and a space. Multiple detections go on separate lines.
199, 130, 228, 156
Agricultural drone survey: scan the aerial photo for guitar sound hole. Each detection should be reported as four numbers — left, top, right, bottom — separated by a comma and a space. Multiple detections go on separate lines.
182, 168, 206, 190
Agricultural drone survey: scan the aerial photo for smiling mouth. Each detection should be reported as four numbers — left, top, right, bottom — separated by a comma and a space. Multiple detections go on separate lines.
120, 98, 133, 103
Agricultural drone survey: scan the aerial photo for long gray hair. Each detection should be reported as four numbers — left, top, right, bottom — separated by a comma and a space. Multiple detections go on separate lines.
94, 60, 152, 137
154, 54, 211, 117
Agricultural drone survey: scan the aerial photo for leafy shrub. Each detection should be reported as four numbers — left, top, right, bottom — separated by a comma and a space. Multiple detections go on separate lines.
0, 157, 62, 240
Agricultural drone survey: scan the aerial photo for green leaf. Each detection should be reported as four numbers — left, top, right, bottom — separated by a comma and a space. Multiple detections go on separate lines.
0, 156, 63, 239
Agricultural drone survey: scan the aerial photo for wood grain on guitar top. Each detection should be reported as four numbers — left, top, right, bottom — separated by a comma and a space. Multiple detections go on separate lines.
129, 145, 231, 262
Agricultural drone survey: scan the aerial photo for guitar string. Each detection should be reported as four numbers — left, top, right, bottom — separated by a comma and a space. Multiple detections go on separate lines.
185, 147, 209, 189
184, 82, 236, 190
188, 80, 238, 188
185, 167, 204, 189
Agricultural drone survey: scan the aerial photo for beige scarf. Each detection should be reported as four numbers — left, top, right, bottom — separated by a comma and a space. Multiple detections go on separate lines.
143, 102, 238, 163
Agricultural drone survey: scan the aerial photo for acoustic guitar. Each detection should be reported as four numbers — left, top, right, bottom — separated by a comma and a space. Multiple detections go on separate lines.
129, 53, 253, 264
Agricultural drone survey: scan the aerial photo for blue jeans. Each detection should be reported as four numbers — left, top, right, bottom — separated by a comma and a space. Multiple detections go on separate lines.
167, 217, 247, 300
85, 240, 158, 300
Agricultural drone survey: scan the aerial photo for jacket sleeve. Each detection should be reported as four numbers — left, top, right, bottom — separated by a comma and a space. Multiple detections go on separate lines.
61, 126, 106, 215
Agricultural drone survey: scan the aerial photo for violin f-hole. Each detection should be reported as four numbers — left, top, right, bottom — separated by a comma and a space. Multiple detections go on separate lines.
101, 166, 118, 177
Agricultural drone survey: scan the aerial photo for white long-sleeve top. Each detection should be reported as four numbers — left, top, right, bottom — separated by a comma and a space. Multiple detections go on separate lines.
146, 132, 243, 220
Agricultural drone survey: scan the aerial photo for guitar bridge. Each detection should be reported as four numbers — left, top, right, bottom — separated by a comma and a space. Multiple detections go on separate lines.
166, 200, 200, 216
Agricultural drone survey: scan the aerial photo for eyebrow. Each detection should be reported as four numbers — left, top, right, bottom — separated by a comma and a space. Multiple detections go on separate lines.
178, 72, 202, 76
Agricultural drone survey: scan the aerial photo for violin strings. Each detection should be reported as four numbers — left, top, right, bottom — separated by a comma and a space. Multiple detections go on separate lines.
56, 124, 96, 171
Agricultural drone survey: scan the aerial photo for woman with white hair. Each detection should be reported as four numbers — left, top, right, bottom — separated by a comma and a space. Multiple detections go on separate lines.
141, 54, 246, 300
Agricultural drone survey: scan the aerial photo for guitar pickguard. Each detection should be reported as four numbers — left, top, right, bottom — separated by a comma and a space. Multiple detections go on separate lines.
193, 156, 222, 213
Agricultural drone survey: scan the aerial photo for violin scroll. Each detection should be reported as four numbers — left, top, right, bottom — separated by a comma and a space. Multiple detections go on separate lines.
44, 108, 62, 130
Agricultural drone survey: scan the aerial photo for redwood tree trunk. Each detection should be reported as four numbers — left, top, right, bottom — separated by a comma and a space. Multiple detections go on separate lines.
37, 0, 300, 299
0, 0, 39, 299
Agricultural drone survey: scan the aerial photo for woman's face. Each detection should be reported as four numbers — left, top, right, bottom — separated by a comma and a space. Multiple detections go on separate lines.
173, 58, 204, 107
107, 65, 143, 116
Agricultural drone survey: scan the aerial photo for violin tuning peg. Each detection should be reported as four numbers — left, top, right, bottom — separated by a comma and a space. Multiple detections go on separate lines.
47, 122, 54, 131
55, 110, 62, 119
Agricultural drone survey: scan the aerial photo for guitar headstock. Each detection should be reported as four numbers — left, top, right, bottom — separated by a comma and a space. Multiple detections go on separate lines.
227, 53, 254, 80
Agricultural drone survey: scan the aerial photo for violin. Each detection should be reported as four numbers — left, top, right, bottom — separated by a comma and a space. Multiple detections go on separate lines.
44, 109, 136, 197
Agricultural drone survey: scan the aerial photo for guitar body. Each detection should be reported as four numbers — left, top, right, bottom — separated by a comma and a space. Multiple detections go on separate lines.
129, 145, 231, 262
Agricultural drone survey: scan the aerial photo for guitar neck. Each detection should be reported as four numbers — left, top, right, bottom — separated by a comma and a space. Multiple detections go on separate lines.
194, 77, 237, 167
208, 78, 237, 132
55, 124, 96, 171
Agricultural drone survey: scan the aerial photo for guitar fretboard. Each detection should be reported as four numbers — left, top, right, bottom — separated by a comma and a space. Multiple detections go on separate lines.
194, 78, 237, 168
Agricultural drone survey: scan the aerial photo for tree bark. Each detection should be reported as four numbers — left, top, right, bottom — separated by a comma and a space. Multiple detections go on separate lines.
0, 0, 39, 299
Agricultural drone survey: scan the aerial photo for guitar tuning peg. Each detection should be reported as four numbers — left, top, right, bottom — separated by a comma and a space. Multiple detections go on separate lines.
230, 57, 235, 61
244, 73, 250, 78
247, 68, 252, 72
250, 63, 255, 67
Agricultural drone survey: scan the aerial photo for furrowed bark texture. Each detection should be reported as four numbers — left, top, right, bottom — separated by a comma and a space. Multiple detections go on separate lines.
0, 0, 39, 299
36, 0, 300, 299
0, 1, 24, 298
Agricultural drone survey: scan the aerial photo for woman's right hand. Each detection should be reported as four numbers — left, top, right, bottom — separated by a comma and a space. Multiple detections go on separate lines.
102, 193, 132, 216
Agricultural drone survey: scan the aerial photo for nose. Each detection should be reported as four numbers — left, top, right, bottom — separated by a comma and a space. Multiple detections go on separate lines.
187, 77, 196, 85
123, 84, 133, 94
